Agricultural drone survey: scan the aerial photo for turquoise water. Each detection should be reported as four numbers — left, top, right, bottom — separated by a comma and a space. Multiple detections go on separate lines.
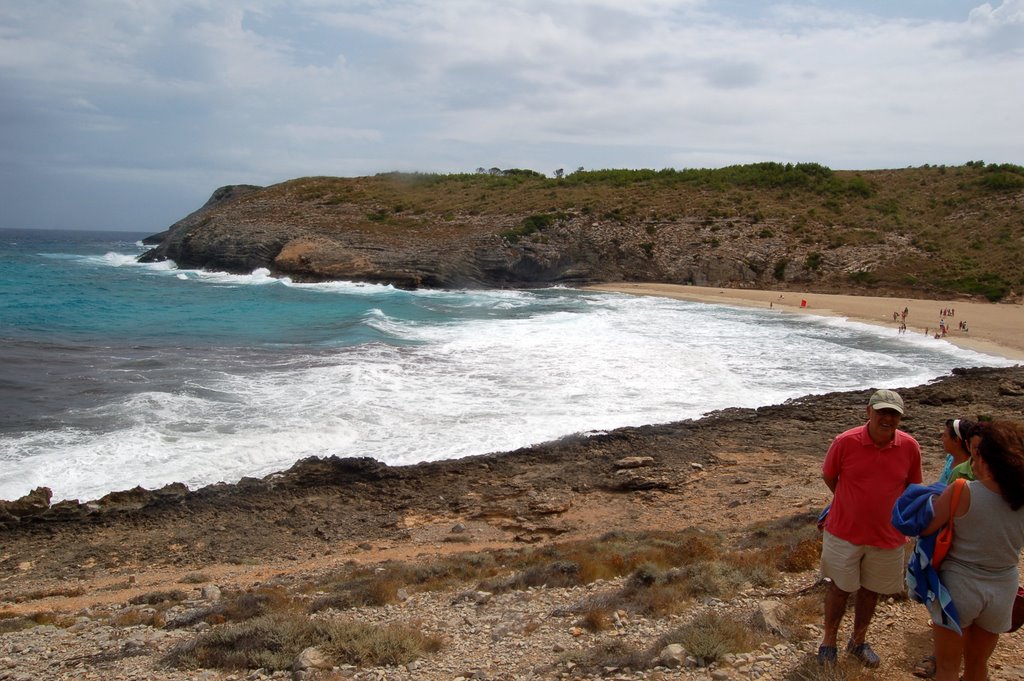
0, 228, 1014, 503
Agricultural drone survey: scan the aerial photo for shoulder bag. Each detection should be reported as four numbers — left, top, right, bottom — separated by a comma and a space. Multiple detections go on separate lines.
932, 478, 966, 569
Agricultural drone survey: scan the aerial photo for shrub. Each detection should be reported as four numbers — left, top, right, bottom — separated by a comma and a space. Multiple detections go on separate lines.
773, 258, 789, 280
941, 273, 1011, 302
309, 576, 399, 613
664, 612, 754, 665
129, 590, 188, 605
165, 612, 439, 671
805, 252, 823, 270
872, 199, 899, 216
579, 607, 613, 632
849, 270, 877, 285
562, 639, 647, 674
500, 213, 559, 243
671, 560, 747, 598
787, 654, 875, 681
166, 585, 298, 629
979, 172, 1024, 190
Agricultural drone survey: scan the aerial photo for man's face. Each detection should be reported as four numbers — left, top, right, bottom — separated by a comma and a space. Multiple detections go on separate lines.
867, 406, 902, 444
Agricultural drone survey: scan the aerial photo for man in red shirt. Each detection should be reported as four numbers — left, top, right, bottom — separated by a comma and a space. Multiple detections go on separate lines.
818, 389, 922, 667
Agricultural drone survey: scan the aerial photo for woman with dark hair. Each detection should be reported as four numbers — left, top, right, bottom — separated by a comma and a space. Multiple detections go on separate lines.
923, 420, 1024, 681
912, 417, 979, 678
938, 418, 976, 484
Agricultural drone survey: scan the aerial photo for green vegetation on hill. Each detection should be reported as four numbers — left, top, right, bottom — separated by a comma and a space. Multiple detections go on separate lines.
252, 161, 1024, 300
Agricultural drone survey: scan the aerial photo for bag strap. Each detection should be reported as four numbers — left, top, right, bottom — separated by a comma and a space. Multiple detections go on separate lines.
947, 478, 966, 525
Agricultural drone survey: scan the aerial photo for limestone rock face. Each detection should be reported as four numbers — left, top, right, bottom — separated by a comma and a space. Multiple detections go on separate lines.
139, 180, 909, 291
0, 487, 52, 518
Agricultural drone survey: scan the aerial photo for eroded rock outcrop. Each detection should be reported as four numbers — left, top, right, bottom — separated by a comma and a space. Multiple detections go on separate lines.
137, 178, 928, 292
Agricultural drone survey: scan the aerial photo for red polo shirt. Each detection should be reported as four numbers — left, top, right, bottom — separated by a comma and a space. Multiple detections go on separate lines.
822, 424, 922, 548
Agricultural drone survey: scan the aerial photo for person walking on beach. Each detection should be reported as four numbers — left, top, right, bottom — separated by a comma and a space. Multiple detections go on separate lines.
920, 421, 1024, 681
818, 389, 923, 667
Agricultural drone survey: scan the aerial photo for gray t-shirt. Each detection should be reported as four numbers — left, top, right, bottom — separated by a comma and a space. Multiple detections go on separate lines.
946, 481, 1024, 574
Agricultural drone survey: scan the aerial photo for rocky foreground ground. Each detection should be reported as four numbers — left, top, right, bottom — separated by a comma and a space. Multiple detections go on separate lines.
3, 366, 1024, 681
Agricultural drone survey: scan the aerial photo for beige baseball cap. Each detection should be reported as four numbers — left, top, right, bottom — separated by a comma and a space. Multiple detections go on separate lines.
869, 389, 905, 414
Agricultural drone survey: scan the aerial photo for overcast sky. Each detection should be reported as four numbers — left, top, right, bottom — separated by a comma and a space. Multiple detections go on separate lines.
1, 1, 1022, 232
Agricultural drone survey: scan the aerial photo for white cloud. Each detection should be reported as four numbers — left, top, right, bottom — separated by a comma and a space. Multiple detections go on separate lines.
0, 0, 1022, 230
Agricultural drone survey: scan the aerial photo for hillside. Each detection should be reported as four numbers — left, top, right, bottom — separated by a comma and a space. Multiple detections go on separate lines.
138, 162, 1024, 301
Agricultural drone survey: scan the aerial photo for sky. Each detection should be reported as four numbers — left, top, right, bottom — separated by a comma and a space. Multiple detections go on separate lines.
1, 1, 1022, 232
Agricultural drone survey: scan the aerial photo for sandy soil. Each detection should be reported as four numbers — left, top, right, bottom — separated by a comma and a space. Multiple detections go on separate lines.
585, 284, 1024, 361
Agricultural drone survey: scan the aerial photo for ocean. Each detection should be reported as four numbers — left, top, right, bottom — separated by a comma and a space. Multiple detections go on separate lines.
0, 228, 1014, 504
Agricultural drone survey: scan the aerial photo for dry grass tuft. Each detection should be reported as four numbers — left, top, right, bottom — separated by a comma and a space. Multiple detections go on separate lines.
743, 511, 823, 573
579, 607, 613, 632
129, 589, 188, 606
786, 656, 876, 681
0, 610, 77, 630
165, 584, 299, 629
783, 538, 823, 572
779, 593, 825, 637
111, 608, 166, 628
309, 575, 400, 612
164, 612, 441, 671
659, 612, 756, 665
563, 639, 647, 674
12, 585, 87, 602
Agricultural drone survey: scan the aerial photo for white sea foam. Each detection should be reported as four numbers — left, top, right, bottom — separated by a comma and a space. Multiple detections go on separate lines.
1, 257, 1016, 503
4, 290, 1013, 503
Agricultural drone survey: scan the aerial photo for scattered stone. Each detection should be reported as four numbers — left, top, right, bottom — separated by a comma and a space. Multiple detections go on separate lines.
614, 456, 655, 469
658, 643, 686, 668
752, 600, 789, 637
292, 646, 330, 674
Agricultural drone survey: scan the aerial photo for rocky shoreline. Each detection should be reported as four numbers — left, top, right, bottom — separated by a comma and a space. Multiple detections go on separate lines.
4, 367, 1024, 566
3, 366, 1024, 681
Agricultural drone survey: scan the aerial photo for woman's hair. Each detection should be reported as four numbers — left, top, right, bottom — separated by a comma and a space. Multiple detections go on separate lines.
975, 420, 1024, 510
945, 418, 977, 450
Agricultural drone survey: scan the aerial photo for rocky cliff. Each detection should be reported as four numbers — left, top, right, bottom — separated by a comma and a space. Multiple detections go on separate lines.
137, 166, 1024, 298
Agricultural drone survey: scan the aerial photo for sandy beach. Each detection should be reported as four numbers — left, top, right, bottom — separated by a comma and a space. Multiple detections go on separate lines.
586, 283, 1024, 362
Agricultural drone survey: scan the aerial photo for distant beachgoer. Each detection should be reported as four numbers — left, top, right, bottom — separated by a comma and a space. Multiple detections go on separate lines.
817, 390, 922, 667
921, 420, 1024, 681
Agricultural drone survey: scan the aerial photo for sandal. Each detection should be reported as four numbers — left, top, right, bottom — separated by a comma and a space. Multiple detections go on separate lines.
912, 655, 936, 678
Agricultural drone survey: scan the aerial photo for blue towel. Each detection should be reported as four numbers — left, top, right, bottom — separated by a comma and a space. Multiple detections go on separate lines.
891, 483, 961, 634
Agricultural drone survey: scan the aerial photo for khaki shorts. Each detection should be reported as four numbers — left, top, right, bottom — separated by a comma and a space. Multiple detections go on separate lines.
820, 530, 906, 594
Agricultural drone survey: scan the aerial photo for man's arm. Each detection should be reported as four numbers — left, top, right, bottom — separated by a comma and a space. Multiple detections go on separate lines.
823, 474, 838, 492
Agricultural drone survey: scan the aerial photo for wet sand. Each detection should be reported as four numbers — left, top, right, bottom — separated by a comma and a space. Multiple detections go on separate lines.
585, 283, 1024, 362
